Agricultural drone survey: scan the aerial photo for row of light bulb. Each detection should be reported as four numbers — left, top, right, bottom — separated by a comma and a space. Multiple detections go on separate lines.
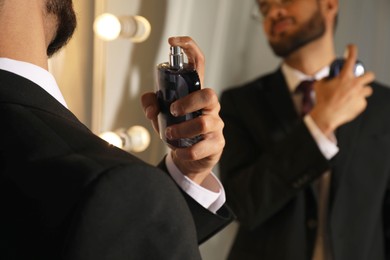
99, 125, 151, 153
93, 13, 151, 42
94, 13, 151, 152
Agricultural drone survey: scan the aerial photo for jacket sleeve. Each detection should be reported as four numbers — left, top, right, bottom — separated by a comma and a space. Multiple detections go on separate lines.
157, 158, 235, 244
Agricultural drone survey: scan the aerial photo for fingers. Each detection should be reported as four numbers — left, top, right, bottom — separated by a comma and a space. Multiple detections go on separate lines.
141, 92, 158, 119
340, 44, 358, 78
338, 44, 376, 93
173, 131, 225, 162
141, 92, 160, 132
360, 84, 373, 98
166, 111, 224, 141
166, 87, 224, 162
357, 71, 375, 86
343, 71, 375, 99
166, 88, 222, 141
171, 129, 225, 179
170, 88, 220, 117
168, 36, 205, 86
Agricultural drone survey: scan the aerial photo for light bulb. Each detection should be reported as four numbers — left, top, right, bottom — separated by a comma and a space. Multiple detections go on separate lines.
126, 125, 151, 152
99, 125, 151, 152
93, 13, 122, 41
99, 131, 123, 149
119, 15, 151, 43
93, 13, 151, 42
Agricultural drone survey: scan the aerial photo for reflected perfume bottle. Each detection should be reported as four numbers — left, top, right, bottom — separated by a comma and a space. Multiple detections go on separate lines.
328, 58, 365, 78
156, 46, 203, 148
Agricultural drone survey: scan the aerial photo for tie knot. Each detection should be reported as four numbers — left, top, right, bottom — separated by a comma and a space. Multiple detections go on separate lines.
295, 80, 315, 117
295, 80, 315, 95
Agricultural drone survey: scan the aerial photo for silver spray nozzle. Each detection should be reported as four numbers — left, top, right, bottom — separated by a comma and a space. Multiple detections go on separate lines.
169, 46, 184, 69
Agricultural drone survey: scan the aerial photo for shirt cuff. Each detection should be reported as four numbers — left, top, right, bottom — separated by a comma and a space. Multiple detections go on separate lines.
304, 115, 339, 160
165, 151, 226, 213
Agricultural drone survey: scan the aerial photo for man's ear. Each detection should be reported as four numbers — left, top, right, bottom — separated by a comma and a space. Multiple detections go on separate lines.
320, 0, 339, 31
323, 0, 339, 14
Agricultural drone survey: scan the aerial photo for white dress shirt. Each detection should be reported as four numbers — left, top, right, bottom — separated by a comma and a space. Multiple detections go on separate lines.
0, 57, 225, 214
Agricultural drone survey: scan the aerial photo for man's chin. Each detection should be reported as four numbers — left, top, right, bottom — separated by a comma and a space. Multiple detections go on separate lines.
269, 42, 294, 58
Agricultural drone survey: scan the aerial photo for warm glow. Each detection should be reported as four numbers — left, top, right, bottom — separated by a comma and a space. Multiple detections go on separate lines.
99, 131, 123, 148
99, 125, 151, 153
93, 13, 122, 41
127, 15, 151, 43
126, 125, 151, 152
93, 13, 151, 42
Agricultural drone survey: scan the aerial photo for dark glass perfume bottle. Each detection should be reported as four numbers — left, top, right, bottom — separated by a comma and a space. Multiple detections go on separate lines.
156, 46, 203, 148
328, 58, 365, 78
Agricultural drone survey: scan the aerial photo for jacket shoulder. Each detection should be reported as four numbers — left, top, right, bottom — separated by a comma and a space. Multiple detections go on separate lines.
220, 70, 281, 100
368, 81, 390, 110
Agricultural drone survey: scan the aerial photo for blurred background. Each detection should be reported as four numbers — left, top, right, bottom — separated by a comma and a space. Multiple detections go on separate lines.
49, 0, 390, 259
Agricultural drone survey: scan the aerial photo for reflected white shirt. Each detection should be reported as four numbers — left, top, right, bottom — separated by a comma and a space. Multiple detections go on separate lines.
0, 57, 225, 213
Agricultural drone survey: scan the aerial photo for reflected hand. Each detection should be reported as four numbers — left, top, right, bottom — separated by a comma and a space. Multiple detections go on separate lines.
310, 44, 375, 137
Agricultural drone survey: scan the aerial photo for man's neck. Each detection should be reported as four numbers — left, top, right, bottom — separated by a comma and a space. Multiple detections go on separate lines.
283, 36, 336, 76
0, 0, 49, 70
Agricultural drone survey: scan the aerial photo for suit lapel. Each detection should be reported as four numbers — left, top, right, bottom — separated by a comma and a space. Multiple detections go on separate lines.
264, 68, 300, 136
263, 68, 320, 208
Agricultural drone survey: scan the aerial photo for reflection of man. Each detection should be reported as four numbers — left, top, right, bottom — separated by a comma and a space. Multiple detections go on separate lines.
220, 0, 390, 259
0, 1, 233, 259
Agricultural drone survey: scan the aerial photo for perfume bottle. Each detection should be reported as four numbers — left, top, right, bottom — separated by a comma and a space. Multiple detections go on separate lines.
156, 46, 203, 148
328, 58, 365, 79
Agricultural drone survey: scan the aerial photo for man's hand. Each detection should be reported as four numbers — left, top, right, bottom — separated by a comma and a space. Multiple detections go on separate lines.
141, 36, 225, 185
310, 44, 375, 137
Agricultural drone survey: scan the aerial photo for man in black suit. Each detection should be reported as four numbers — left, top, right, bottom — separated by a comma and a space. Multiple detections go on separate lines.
0, 0, 234, 259
220, 0, 390, 259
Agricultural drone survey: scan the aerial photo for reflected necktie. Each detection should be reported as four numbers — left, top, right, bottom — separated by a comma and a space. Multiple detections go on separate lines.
295, 80, 315, 116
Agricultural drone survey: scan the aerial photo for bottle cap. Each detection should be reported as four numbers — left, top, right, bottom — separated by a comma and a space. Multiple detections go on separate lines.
169, 46, 184, 69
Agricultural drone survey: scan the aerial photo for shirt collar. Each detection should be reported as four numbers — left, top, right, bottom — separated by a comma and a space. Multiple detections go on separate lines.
0, 58, 68, 108
281, 62, 330, 94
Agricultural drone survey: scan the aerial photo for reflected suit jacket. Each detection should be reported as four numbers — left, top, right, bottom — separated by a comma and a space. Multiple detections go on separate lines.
0, 69, 234, 260
220, 68, 390, 260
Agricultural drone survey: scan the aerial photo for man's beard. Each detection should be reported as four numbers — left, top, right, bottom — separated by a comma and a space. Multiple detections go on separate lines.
268, 7, 325, 58
46, 0, 77, 57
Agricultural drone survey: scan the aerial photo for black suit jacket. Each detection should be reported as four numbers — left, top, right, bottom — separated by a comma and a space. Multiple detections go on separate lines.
0, 69, 233, 260
220, 68, 390, 260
